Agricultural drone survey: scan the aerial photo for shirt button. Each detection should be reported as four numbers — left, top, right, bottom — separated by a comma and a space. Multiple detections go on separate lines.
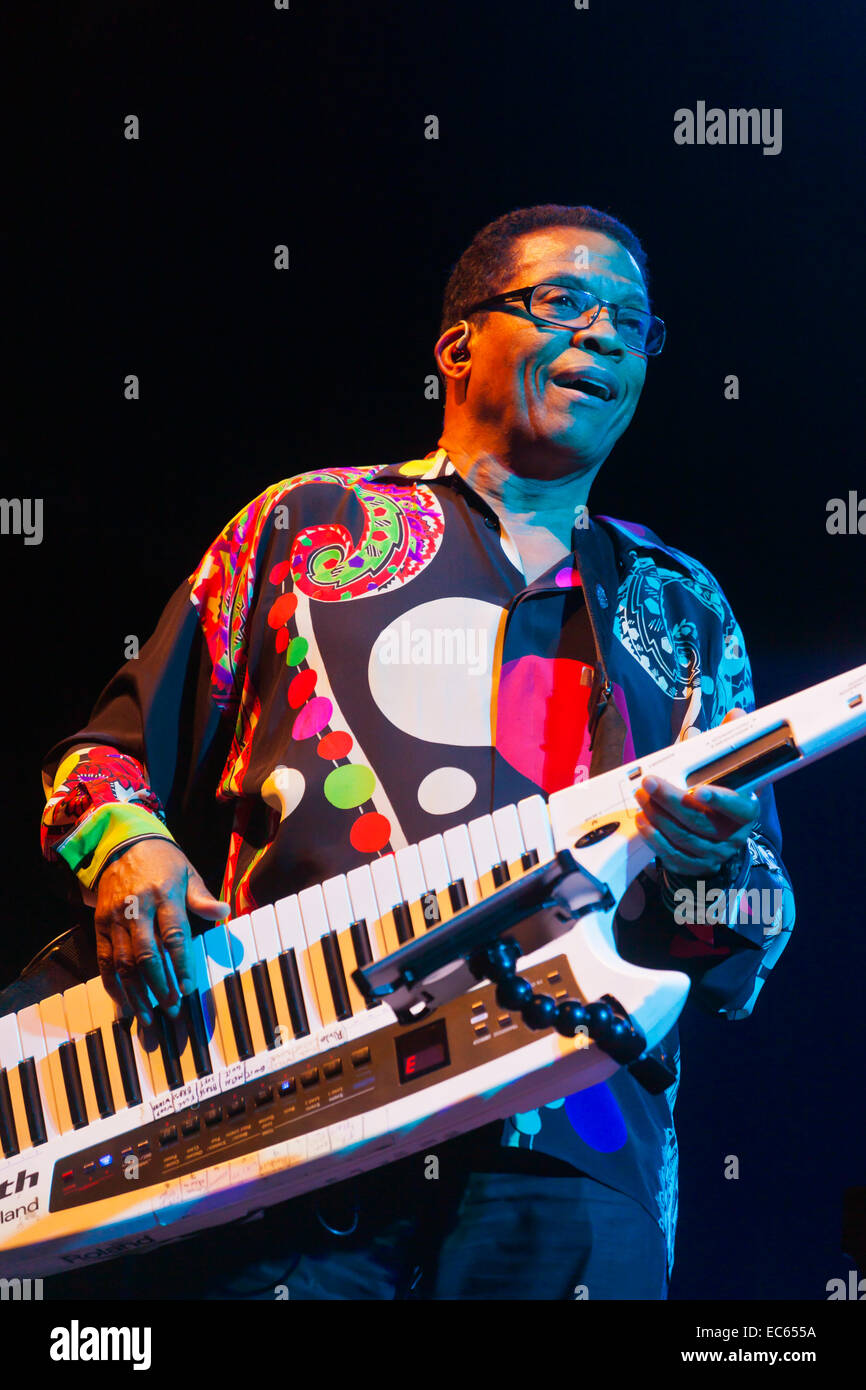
483, 515, 499, 530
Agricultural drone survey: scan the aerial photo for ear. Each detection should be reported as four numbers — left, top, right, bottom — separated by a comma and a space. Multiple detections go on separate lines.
434, 320, 472, 379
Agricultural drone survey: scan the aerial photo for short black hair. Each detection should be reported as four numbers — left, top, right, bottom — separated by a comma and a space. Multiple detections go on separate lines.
439, 203, 650, 339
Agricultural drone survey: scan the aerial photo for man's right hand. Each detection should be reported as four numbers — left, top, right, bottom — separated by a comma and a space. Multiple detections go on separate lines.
94, 839, 231, 1025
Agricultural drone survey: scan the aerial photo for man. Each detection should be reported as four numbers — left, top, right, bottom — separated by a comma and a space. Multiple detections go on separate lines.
39, 203, 794, 1299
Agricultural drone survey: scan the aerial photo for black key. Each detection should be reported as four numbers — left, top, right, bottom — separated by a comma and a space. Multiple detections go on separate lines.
250, 962, 279, 1051
0, 1069, 19, 1157
84, 1031, 115, 1118
392, 901, 414, 945
224, 972, 254, 1060
491, 860, 511, 888
448, 878, 469, 912
277, 950, 310, 1038
521, 849, 540, 871
153, 1009, 184, 1090
349, 918, 373, 968
112, 1018, 142, 1106
321, 931, 352, 1021
181, 994, 213, 1078
17, 1058, 47, 1146
58, 1041, 88, 1129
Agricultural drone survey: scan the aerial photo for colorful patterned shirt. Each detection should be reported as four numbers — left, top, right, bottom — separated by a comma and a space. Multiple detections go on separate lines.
41, 447, 796, 1277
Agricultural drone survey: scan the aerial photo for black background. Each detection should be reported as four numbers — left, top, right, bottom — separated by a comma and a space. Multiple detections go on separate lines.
5, 0, 865, 1301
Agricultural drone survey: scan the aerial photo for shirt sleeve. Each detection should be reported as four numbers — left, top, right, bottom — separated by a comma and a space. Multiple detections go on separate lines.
615, 569, 796, 1021
39, 483, 286, 897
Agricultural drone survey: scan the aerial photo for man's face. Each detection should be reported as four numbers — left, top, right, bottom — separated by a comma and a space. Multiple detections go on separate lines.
451, 227, 650, 475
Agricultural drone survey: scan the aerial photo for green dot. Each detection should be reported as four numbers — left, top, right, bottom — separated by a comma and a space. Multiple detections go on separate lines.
286, 636, 308, 666
387, 565, 398, 573
324, 764, 376, 810
300, 536, 312, 546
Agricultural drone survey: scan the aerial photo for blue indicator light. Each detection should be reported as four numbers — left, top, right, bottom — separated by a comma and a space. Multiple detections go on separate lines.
98, 1153, 113, 1167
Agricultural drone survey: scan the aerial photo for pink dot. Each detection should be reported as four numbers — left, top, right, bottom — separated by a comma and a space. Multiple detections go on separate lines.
555, 566, 581, 588
292, 697, 333, 739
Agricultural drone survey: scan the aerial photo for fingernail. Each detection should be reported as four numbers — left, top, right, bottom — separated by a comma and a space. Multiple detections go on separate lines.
643, 776, 658, 793
695, 788, 713, 802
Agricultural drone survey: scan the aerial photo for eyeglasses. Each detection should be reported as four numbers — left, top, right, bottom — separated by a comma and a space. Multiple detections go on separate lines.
461, 282, 666, 356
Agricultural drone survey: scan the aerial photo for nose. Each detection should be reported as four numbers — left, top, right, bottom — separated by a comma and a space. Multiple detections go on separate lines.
570, 306, 624, 355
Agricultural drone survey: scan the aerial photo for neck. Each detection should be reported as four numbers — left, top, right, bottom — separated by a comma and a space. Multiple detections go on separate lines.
441, 440, 593, 548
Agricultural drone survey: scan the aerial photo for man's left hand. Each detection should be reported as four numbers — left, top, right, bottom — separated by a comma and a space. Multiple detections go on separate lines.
634, 709, 761, 878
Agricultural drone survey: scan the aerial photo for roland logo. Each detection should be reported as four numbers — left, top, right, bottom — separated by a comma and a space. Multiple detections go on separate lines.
0, 1167, 38, 1201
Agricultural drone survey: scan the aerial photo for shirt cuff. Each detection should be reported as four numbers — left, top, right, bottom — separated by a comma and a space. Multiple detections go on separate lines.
54, 803, 177, 889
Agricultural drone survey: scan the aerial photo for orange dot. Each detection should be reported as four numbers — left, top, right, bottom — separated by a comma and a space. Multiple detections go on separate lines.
270, 560, 292, 585
275, 628, 290, 654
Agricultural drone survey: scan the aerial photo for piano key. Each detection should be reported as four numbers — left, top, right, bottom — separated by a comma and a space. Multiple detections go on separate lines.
249, 904, 296, 1050
37, 994, 75, 1133
111, 1017, 143, 1107
418, 833, 457, 926
492, 803, 530, 880
225, 916, 269, 1059
189, 934, 227, 1073
298, 884, 353, 1025
0, 1068, 19, 1157
442, 824, 481, 907
86, 977, 135, 1114
250, 962, 279, 1049
57, 1041, 88, 1129
201, 923, 243, 1067
0, 1015, 29, 1154
277, 949, 310, 1038
16, 1003, 61, 1142
61, 983, 103, 1125
517, 794, 555, 867
468, 814, 509, 894
223, 972, 255, 1060
84, 1030, 115, 1118
133, 1006, 170, 1099
394, 845, 432, 936
180, 992, 213, 1077
152, 1007, 185, 1089
345, 866, 389, 959
321, 874, 369, 1014
369, 856, 413, 953
17, 1057, 47, 1145
273, 894, 322, 1036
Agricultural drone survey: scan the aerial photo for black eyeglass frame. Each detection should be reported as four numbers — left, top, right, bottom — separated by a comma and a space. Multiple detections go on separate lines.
460, 282, 666, 356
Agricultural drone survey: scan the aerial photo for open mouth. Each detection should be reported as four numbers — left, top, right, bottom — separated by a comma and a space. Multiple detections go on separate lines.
552, 375, 616, 402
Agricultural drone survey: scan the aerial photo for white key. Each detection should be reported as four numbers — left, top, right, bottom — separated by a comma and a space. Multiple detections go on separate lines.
299, 883, 348, 1027
16, 1003, 61, 1142
370, 855, 409, 954
417, 833, 456, 927
345, 865, 388, 959
442, 824, 481, 906
223, 913, 267, 1058
249, 903, 295, 1049
62, 984, 101, 1124
492, 804, 527, 877
273, 893, 322, 1036
517, 795, 555, 863
36, 993, 75, 1133
321, 874, 368, 1016
189, 934, 225, 1073
0, 1013, 29, 1153
85, 978, 130, 1114
394, 845, 429, 935
468, 814, 502, 897
201, 922, 243, 1067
